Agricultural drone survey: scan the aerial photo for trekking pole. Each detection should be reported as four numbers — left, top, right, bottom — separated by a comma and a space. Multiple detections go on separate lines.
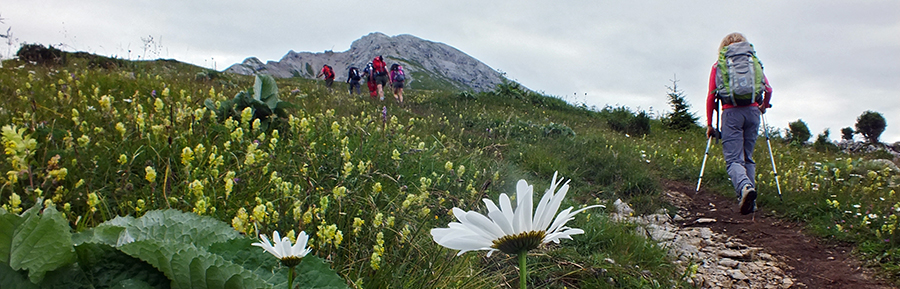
696, 136, 713, 192
696, 100, 720, 192
761, 109, 784, 201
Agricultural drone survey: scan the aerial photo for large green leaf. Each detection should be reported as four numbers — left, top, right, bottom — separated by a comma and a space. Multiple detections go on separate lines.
7, 204, 76, 283
293, 256, 349, 289
253, 74, 279, 108
72, 242, 168, 288
93, 209, 240, 248
118, 239, 271, 289
0, 208, 24, 264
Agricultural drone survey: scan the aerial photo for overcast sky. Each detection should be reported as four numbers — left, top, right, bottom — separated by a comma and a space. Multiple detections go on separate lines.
5, 1, 899, 142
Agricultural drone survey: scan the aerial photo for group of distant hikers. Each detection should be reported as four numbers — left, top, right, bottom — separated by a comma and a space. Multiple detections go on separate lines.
315, 55, 406, 103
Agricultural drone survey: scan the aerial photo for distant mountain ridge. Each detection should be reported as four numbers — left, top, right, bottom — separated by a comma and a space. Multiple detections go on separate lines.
224, 32, 505, 92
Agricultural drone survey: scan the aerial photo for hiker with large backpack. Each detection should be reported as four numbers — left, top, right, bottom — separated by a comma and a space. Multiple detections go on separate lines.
347, 66, 362, 95
705, 32, 772, 215
372, 56, 388, 100
362, 62, 377, 98
390, 63, 406, 104
316, 64, 336, 90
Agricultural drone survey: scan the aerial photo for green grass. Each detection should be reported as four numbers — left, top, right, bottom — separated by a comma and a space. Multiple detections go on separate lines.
2, 51, 899, 287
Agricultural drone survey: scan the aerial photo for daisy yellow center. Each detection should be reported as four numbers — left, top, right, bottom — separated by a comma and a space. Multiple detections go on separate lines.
491, 230, 546, 254
280, 256, 304, 268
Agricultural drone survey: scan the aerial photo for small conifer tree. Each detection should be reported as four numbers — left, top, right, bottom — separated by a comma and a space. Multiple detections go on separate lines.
662, 77, 698, 131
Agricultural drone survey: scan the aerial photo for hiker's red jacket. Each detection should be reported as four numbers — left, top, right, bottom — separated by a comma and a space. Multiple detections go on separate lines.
706, 64, 772, 127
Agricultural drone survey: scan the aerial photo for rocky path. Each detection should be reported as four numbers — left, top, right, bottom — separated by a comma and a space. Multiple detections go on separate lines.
616, 180, 895, 288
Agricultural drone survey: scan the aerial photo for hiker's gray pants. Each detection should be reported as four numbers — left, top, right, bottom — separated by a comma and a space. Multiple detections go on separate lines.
721, 106, 760, 198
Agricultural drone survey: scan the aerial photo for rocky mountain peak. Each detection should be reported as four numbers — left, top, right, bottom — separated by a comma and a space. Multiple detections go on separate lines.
224, 33, 505, 92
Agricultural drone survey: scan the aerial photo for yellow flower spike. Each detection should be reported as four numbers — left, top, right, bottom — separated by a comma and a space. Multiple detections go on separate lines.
372, 182, 382, 193
342, 162, 353, 177
87, 192, 100, 213
6, 193, 23, 213
118, 154, 128, 165
76, 134, 90, 147
240, 108, 253, 127
154, 98, 164, 112
391, 149, 401, 161
353, 217, 365, 234
114, 122, 127, 137
444, 161, 453, 172
332, 186, 347, 199
333, 228, 343, 246
232, 208, 250, 234
331, 121, 341, 136
189, 180, 204, 197
145, 166, 157, 183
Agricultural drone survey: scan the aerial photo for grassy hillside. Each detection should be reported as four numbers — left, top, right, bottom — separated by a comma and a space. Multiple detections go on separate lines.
1, 50, 899, 288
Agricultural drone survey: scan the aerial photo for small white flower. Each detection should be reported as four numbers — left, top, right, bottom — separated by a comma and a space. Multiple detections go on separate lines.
431, 172, 603, 257
253, 230, 312, 267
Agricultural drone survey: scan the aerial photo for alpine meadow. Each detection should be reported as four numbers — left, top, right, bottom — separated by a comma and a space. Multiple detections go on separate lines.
2, 43, 900, 289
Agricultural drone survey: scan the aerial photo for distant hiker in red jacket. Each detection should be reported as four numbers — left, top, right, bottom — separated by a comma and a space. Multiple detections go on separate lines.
362, 62, 377, 98
316, 64, 335, 91
372, 56, 388, 100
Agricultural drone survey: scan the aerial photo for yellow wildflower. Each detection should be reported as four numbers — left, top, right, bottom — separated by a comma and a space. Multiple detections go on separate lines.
145, 166, 157, 183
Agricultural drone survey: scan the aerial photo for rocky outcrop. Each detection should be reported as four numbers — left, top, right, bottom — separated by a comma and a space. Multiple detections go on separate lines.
224, 32, 505, 92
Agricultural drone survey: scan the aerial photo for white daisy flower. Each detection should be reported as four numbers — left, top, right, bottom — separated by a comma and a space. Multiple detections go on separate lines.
252, 230, 312, 267
431, 172, 603, 256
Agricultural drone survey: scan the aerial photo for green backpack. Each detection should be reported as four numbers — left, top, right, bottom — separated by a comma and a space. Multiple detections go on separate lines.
715, 42, 765, 106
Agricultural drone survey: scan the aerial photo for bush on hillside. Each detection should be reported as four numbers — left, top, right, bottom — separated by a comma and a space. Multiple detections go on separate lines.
602, 106, 650, 137
855, 110, 887, 144
787, 119, 811, 145
813, 129, 839, 152
16, 43, 64, 65
841, 127, 855, 141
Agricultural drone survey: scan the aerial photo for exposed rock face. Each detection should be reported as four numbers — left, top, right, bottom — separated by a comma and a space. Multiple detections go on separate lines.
224, 32, 505, 92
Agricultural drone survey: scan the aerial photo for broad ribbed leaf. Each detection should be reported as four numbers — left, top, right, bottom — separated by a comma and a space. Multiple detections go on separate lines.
73, 242, 168, 288
8, 204, 76, 284
0, 208, 24, 264
293, 256, 349, 289
94, 209, 240, 248
253, 74, 278, 107
71, 221, 126, 246
118, 239, 271, 289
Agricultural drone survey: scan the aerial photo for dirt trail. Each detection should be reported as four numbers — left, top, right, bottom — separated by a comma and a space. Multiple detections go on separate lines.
664, 180, 895, 288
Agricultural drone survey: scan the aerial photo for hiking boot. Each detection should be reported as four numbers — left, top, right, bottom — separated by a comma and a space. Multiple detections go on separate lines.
740, 184, 757, 215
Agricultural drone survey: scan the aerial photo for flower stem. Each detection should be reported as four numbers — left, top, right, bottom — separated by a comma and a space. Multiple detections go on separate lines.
288, 265, 295, 289
518, 251, 528, 289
